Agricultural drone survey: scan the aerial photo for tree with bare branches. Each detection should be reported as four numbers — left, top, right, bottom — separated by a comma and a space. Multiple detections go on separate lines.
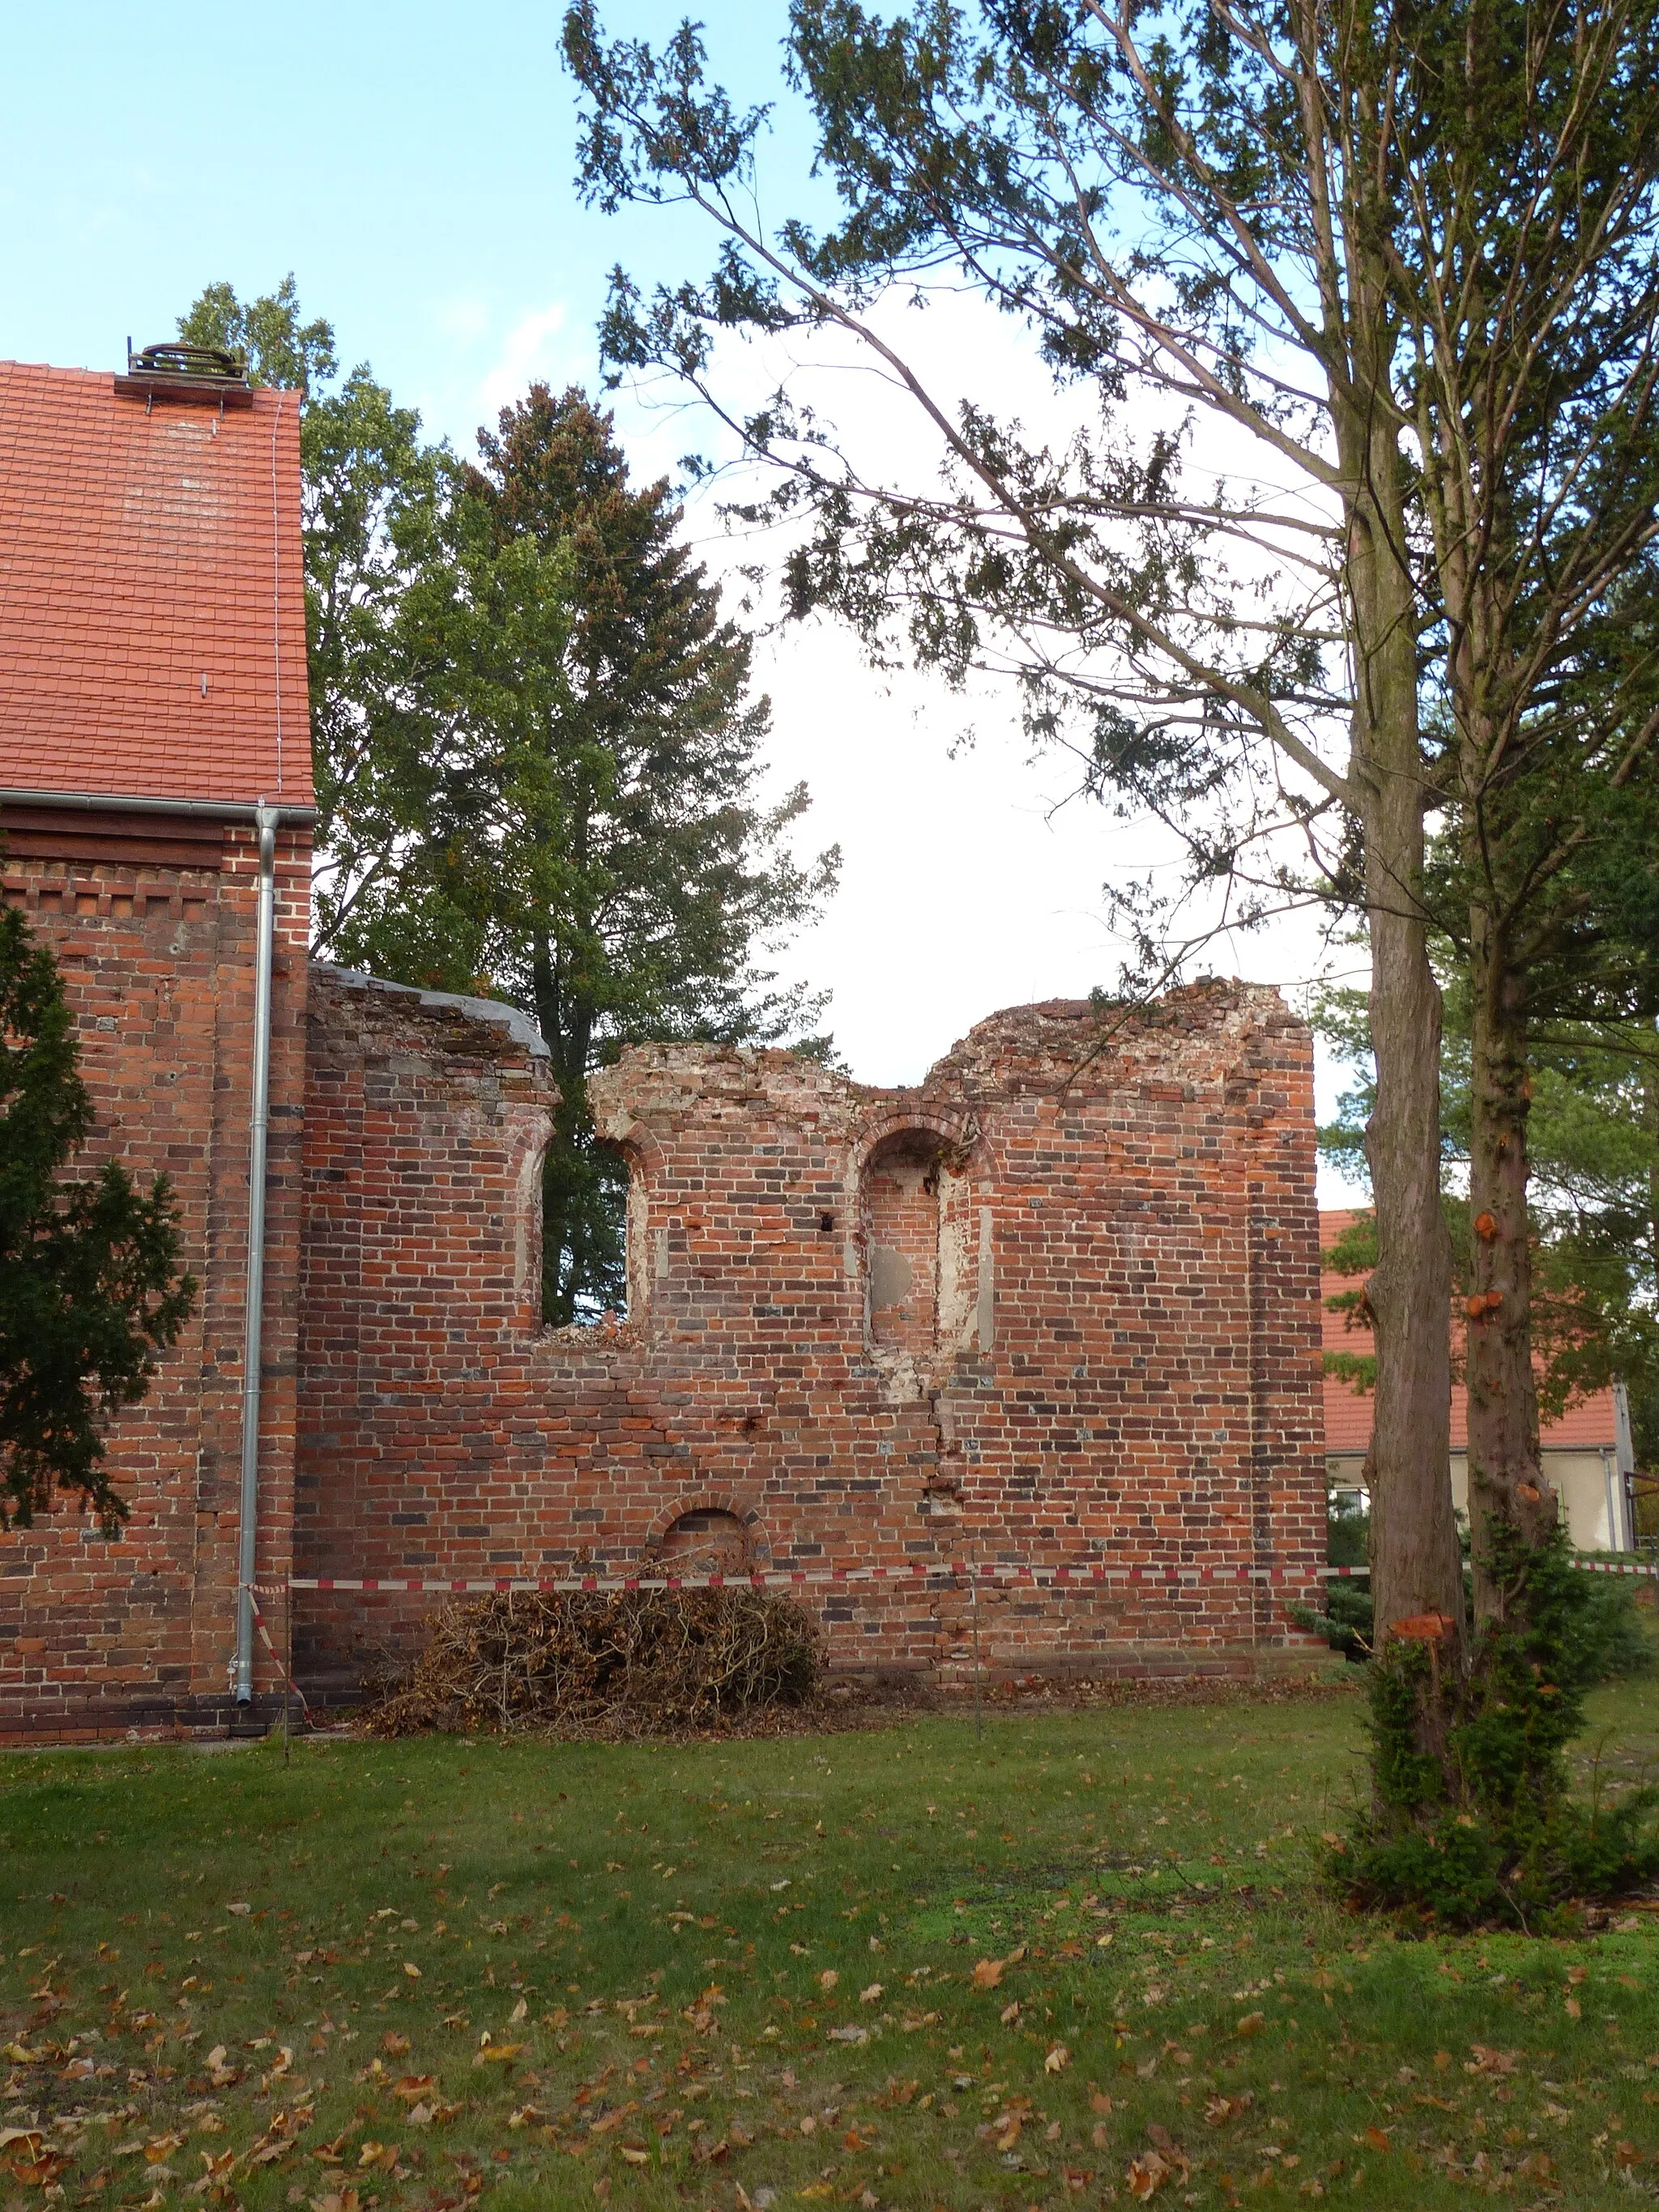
564, 0, 1659, 1889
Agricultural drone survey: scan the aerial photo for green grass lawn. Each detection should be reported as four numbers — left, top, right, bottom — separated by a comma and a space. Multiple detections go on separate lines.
5, 1673, 1659, 2210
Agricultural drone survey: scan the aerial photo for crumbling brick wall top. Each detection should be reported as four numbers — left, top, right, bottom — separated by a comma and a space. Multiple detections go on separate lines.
591, 978, 1304, 1134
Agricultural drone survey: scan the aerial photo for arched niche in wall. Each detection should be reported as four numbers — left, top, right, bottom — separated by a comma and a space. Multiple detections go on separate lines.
659, 1507, 749, 1574
856, 1119, 982, 1399
862, 1128, 944, 1361
593, 1119, 667, 1328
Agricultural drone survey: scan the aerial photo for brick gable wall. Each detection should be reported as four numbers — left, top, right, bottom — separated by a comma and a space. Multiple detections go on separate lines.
0, 821, 311, 1739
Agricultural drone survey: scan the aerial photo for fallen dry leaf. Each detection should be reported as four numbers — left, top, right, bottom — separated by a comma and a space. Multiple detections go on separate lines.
859, 1983, 883, 2005
1235, 2011, 1265, 2037
972, 1958, 1004, 1991
818, 1970, 838, 1994
1045, 2044, 1071, 2074
1126, 2142, 1189, 2199
1204, 2092, 1253, 2126
588, 2108, 638, 2138
1466, 2046, 1520, 2076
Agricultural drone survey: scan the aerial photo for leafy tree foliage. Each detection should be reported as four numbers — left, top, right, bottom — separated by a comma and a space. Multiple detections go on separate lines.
0, 909, 196, 1533
1344, 1525, 1659, 1925
174, 275, 335, 397
177, 279, 441, 951
179, 283, 837, 1322
564, 0, 1659, 1660
1320, 983, 1659, 1463
330, 387, 838, 1322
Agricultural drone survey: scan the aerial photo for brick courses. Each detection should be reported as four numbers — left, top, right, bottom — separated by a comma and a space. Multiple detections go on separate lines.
0, 352, 313, 1741
0, 350, 1327, 1728
0, 823, 312, 1737
292, 977, 1328, 1697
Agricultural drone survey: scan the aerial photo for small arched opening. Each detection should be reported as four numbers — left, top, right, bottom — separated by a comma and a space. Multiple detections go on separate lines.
659, 1507, 750, 1575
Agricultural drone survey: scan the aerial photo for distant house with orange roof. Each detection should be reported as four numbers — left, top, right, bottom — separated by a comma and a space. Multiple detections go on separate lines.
1320, 1208, 1636, 1550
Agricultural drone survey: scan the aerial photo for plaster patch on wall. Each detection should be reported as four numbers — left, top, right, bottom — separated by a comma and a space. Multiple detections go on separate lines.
976, 1204, 996, 1352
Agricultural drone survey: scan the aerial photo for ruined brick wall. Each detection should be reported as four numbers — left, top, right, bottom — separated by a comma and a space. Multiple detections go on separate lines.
0, 819, 311, 1738
294, 967, 555, 1676
292, 979, 1326, 1694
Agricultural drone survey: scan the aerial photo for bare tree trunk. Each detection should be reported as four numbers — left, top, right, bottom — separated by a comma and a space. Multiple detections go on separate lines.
1465, 906, 1553, 1621
1343, 409, 1464, 1654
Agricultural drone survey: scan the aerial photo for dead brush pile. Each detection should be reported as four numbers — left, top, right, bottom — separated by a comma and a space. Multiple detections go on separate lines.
363, 1586, 822, 1737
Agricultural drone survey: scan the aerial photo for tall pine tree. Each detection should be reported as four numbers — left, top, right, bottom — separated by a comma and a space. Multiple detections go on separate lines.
177, 282, 838, 1323
333, 387, 838, 1322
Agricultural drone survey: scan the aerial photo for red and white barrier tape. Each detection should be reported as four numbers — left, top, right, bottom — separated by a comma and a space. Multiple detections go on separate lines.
241, 1554, 1657, 1600
245, 1587, 312, 1720
1321, 1559, 1658, 1579
249, 1559, 1327, 1600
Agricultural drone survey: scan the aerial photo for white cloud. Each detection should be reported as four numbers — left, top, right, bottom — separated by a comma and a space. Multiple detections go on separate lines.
476, 301, 577, 420
419, 279, 1367, 1203
603, 286, 1367, 1198
432, 293, 492, 343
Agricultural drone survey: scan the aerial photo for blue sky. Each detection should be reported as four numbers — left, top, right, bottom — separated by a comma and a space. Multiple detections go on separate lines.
1, 0, 811, 449
4, 3, 1365, 1172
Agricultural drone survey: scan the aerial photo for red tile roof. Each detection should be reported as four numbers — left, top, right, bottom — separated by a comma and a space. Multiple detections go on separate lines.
1320, 1207, 1617, 1454
0, 360, 312, 808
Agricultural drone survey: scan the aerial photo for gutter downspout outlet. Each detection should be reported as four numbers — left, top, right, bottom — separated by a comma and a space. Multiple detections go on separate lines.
234, 804, 280, 1707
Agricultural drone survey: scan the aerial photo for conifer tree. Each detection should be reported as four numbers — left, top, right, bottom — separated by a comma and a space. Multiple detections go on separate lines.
0, 909, 196, 1532
565, 0, 1659, 1903
329, 387, 838, 1323
180, 283, 838, 1323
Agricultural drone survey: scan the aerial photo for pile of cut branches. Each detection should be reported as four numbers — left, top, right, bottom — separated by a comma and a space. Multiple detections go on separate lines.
363, 1586, 821, 1737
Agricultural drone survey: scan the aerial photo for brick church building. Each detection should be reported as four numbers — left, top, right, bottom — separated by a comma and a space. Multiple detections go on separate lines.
0, 350, 1328, 1740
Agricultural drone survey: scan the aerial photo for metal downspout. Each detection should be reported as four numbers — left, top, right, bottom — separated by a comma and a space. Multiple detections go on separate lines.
234, 804, 280, 1707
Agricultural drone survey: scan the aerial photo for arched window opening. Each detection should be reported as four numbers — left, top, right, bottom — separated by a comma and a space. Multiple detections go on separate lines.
659, 1507, 749, 1575
861, 1128, 945, 1364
